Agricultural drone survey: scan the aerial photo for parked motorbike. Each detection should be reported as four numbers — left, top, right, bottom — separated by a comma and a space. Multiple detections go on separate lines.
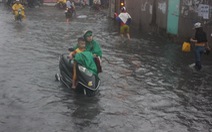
55, 53, 101, 96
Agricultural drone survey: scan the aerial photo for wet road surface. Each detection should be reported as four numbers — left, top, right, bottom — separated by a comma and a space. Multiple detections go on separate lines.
0, 4, 212, 132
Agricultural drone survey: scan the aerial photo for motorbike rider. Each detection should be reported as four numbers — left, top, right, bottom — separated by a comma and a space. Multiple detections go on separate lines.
12, 0, 26, 20
83, 30, 102, 73
83, 31, 102, 56
68, 37, 86, 89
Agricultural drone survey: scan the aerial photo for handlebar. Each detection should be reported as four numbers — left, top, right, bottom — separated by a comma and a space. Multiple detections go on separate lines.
68, 48, 74, 52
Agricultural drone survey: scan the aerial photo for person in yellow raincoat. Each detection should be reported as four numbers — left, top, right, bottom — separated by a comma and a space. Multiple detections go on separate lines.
58, 0, 66, 4
12, 0, 26, 20
57, 0, 66, 8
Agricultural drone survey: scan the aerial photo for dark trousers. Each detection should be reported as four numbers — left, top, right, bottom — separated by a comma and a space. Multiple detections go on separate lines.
194, 46, 205, 70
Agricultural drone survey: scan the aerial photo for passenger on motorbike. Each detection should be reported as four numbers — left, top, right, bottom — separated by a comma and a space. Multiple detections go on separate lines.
68, 37, 86, 89
12, 0, 26, 20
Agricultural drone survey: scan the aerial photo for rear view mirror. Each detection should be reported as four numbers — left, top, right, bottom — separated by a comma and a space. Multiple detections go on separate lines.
68, 48, 74, 52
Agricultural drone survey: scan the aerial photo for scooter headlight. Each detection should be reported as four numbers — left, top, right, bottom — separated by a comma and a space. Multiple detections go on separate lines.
78, 65, 92, 76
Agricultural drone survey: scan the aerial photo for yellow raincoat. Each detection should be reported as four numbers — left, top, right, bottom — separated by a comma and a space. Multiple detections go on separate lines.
12, 3, 26, 19
57, 0, 66, 4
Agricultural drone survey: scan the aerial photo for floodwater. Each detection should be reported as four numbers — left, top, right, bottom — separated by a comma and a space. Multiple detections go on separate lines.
0, 4, 212, 132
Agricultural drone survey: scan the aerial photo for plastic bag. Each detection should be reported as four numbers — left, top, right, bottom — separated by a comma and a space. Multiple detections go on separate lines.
204, 48, 210, 55
182, 42, 191, 52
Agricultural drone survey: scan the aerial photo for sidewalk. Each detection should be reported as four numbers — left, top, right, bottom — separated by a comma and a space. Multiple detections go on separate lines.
43, 2, 56, 6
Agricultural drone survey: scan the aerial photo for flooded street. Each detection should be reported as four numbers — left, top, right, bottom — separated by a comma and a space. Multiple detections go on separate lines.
0, 4, 212, 132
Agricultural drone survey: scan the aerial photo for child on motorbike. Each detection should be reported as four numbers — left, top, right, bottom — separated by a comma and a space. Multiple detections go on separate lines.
12, 0, 26, 20
68, 37, 86, 89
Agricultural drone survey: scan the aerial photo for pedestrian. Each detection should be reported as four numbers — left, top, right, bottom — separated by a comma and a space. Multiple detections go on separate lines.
114, 7, 132, 40
190, 22, 210, 71
65, 0, 72, 23
93, 0, 101, 11
80, 0, 86, 7
68, 37, 86, 89
71, 0, 76, 17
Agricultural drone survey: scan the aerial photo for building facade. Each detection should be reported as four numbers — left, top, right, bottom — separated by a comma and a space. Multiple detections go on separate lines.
109, 0, 212, 44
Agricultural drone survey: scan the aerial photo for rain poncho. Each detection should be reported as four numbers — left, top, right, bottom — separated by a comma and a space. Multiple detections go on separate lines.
12, 3, 25, 18
85, 40, 102, 58
57, 0, 66, 3
74, 51, 98, 75
74, 39, 102, 58
83, 30, 102, 58
116, 12, 131, 26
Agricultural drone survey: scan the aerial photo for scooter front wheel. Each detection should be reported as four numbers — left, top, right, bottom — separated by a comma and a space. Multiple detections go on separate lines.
84, 88, 97, 97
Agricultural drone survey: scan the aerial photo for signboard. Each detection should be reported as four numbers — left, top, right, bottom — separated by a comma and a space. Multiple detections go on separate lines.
43, 0, 57, 3
198, 4, 209, 19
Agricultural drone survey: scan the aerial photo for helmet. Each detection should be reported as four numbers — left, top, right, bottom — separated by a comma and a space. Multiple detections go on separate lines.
193, 22, 202, 29
83, 30, 92, 39
121, 7, 126, 12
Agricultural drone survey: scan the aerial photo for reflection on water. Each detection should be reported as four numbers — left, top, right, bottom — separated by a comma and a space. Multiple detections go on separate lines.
71, 95, 101, 128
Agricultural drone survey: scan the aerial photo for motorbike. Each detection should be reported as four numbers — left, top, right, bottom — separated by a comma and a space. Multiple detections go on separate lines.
55, 52, 101, 96
15, 9, 23, 21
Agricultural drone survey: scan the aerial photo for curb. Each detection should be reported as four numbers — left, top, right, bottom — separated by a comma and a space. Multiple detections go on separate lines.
43, 3, 56, 6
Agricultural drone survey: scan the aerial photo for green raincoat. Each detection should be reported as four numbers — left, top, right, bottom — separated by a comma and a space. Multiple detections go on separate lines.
85, 40, 102, 58
74, 40, 102, 58
74, 51, 98, 75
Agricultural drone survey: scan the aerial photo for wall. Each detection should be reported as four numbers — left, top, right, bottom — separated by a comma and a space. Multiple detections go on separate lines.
179, 0, 212, 43
125, 0, 142, 30
126, 0, 168, 34
109, 0, 212, 44
157, 0, 167, 30
108, 0, 116, 18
